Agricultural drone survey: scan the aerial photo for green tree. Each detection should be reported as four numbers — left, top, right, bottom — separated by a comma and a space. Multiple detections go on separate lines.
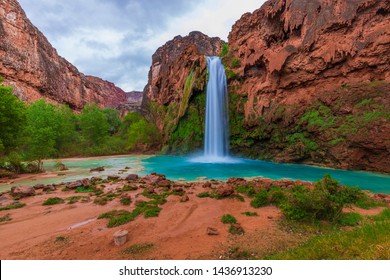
103, 108, 121, 135
78, 104, 110, 146
0, 85, 26, 156
121, 112, 160, 150
25, 99, 60, 171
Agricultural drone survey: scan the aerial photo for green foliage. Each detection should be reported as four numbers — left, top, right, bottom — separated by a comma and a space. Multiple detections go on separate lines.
122, 243, 154, 255
281, 175, 362, 222
220, 43, 229, 57
267, 211, 390, 260
221, 214, 237, 224
250, 189, 270, 208
354, 194, 386, 209
42, 197, 64, 206
231, 57, 241, 69
0, 202, 26, 211
170, 92, 206, 153
0, 85, 26, 155
120, 197, 132, 206
242, 212, 258, 217
75, 186, 95, 193
124, 112, 160, 150
0, 214, 12, 222
103, 108, 121, 135
337, 212, 362, 226
229, 224, 245, 235
66, 196, 83, 204
79, 104, 110, 146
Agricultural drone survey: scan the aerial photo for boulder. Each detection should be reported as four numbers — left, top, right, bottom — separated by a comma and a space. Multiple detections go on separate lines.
66, 180, 83, 189
180, 195, 189, 202
107, 175, 120, 181
10, 186, 35, 198
158, 180, 171, 188
125, 174, 139, 182
33, 184, 45, 190
217, 185, 234, 197
207, 227, 219, 236
90, 166, 105, 172
113, 229, 129, 246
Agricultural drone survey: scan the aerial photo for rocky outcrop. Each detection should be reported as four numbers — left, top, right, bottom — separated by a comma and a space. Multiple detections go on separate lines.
144, 31, 224, 151
144, 31, 224, 105
0, 0, 127, 110
225, 0, 390, 173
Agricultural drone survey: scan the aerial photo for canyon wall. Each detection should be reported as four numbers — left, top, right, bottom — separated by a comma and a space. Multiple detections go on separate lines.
224, 0, 390, 172
144, 31, 224, 152
0, 0, 127, 110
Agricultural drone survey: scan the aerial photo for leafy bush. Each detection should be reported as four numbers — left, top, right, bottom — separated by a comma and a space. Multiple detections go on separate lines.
221, 214, 237, 224
42, 197, 64, 206
281, 175, 362, 222
250, 189, 270, 208
337, 212, 362, 226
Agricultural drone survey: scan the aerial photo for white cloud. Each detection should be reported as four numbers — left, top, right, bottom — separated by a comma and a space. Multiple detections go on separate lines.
18, 0, 266, 91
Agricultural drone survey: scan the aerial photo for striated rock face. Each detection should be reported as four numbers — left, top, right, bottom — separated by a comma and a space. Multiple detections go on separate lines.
145, 31, 223, 106
225, 0, 390, 173
228, 0, 390, 99
144, 31, 224, 149
0, 0, 127, 110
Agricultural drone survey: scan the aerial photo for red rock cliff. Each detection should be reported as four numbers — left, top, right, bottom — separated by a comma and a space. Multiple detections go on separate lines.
144, 31, 224, 148
225, 0, 390, 172
0, 0, 126, 110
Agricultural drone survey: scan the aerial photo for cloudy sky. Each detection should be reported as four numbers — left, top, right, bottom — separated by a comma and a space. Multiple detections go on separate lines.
18, 0, 266, 92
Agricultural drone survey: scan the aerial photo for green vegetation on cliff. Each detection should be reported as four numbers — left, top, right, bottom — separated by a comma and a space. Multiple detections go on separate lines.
148, 67, 207, 154
228, 80, 390, 171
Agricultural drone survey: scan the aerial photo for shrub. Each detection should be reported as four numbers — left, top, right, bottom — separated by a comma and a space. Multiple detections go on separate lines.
242, 212, 258, 217
221, 214, 237, 224
231, 57, 241, 68
42, 197, 64, 206
0, 202, 25, 211
281, 175, 362, 222
250, 189, 270, 208
337, 212, 362, 226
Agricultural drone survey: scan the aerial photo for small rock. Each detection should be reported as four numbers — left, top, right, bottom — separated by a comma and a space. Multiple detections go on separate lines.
267, 216, 273, 220
202, 182, 211, 188
173, 187, 184, 193
107, 175, 120, 181
180, 195, 189, 202
43, 185, 56, 192
146, 186, 155, 194
33, 184, 45, 190
10, 186, 35, 198
126, 174, 139, 182
158, 180, 171, 188
113, 229, 128, 246
217, 185, 234, 197
81, 178, 91, 187
66, 180, 83, 189
230, 223, 245, 235
90, 166, 105, 172
207, 227, 219, 235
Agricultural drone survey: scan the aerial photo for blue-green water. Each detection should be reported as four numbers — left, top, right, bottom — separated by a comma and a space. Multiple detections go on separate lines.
142, 155, 390, 193
1, 155, 389, 194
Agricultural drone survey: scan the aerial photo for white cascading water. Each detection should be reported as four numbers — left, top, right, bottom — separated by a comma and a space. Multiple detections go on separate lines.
203, 56, 229, 161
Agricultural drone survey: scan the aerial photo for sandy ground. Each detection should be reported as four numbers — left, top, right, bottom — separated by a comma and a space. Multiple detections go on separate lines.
0, 178, 385, 260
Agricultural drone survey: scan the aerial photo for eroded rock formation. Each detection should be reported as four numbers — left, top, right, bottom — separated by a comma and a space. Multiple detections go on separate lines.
144, 31, 224, 150
0, 0, 127, 110
224, 0, 390, 172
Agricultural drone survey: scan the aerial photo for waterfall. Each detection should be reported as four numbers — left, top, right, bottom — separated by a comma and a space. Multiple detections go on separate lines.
203, 56, 229, 161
